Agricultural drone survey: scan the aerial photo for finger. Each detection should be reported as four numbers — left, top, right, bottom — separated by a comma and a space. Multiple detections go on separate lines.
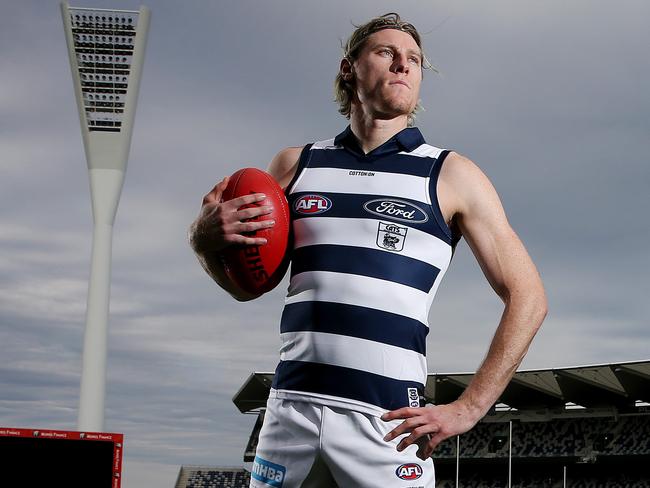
237, 219, 276, 234
240, 236, 268, 246
416, 444, 430, 460
381, 407, 421, 422
415, 434, 431, 459
417, 433, 445, 460
236, 205, 274, 221
396, 424, 439, 452
223, 234, 268, 246
202, 177, 229, 205
223, 192, 267, 209
221, 218, 273, 238
383, 417, 424, 442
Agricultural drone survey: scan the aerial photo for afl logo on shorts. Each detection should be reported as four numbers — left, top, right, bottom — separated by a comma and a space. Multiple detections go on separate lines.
396, 463, 423, 480
294, 194, 332, 214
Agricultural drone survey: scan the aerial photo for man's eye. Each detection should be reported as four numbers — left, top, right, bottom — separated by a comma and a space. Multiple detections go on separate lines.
380, 49, 393, 57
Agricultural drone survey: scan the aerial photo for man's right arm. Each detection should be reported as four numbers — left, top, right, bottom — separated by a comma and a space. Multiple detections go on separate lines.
188, 178, 272, 301
188, 147, 302, 301
266, 146, 303, 190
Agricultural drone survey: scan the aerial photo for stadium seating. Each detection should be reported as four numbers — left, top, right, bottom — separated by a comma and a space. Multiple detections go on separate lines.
432, 415, 650, 487
437, 473, 650, 488
177, 467, 250, 488
434, 415, 649, 459
175, 415, 649, 487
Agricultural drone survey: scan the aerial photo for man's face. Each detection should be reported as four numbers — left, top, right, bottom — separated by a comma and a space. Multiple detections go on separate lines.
347, 29, 423, 121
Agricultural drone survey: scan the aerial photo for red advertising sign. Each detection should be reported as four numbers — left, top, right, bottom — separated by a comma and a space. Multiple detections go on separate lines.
0, 427, 124, 488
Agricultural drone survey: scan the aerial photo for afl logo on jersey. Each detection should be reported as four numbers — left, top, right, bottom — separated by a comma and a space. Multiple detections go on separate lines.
363, 199, 428, 223
294, 195, 332, 214
396, 463, 423, 480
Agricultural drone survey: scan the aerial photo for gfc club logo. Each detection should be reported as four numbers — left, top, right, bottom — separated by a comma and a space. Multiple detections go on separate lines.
376, 222, 408, 252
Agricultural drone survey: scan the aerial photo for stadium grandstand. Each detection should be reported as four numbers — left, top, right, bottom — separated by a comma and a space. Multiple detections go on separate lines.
174, 466, 250, 488
176, 360, 650, 488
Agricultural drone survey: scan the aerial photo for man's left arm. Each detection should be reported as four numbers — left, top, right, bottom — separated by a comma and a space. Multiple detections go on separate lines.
382, 152, 548, 460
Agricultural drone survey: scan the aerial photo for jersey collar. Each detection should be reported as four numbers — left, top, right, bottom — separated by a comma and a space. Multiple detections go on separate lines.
334, 125, 425, 158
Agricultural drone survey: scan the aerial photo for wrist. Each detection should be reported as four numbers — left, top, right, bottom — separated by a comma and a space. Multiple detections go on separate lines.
455, 394, 490, 425
188, 219, 219, 255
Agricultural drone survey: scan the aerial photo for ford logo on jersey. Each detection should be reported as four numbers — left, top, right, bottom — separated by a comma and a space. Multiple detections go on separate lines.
294, 194, 332, 214
396, 463, 423, 480
363, 199, 428, 223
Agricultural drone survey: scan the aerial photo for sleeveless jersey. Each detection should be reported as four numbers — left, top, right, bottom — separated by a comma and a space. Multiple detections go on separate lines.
271, 126, 459, 416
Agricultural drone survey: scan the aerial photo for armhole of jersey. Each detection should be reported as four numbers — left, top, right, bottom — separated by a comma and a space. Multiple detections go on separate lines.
427, 149, 456, 246
285, 143, 314, 196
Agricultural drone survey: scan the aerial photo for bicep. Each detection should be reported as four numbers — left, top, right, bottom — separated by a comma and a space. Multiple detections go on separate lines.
452, 157, 542, 302
267, 146, 303, 190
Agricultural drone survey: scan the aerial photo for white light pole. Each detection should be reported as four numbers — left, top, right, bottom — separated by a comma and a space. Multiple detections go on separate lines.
508, 420, 513, 488
61, 2, 150, 431
455, 434, 460, 488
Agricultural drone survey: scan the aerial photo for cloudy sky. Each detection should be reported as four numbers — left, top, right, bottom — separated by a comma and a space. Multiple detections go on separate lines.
1, 0, 648, 486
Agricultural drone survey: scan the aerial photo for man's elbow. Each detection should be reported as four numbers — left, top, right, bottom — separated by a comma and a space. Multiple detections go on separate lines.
507, 286, 548, 329
539, 294, 549, 318
528, 290, 548, 330
535, 297, 548, 325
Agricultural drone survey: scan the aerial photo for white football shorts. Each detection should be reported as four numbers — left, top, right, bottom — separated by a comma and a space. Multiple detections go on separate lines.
250, 396, 435, 488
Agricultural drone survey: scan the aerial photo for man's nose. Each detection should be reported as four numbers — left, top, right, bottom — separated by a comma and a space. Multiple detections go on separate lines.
392, 54, 409, 74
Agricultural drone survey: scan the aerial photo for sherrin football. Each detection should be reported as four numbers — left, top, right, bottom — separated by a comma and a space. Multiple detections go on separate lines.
220, 168, 290, 296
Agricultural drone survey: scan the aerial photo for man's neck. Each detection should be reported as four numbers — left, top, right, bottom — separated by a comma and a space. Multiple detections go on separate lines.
349, 112, 409, 154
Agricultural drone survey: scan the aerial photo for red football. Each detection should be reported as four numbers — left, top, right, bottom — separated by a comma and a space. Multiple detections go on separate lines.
220, 168, 290, 296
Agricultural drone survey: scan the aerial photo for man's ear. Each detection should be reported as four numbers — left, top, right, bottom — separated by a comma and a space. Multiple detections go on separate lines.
340, 58, 353, 82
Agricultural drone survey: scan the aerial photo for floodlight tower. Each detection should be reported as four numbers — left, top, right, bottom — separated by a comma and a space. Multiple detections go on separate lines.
61, 2, 150, 432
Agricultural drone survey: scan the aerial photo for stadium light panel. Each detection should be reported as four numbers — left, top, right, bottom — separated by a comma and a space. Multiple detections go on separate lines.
61, 2, 150, 432
67, 8, 140, 133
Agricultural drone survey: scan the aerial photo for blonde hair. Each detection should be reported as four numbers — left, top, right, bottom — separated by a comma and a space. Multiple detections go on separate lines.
334, 13, 432, 126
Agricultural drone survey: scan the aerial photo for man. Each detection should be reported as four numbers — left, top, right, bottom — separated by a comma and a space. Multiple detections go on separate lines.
189, 13, 547, 488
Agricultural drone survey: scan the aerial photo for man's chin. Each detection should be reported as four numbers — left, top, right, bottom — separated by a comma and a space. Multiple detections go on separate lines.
375, 105, 414, 121
381, 98, 416, 118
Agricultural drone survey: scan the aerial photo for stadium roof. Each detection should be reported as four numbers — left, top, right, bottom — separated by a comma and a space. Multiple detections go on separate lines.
232, 360, 650, 413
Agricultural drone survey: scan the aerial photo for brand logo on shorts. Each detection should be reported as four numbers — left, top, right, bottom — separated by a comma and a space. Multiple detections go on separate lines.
294, 194, 332, 214
377, 222, 408, 252
363, 199, 428, 223
407, 387, 420, 408
251, 456, 286, 487
396, 463, 423, 480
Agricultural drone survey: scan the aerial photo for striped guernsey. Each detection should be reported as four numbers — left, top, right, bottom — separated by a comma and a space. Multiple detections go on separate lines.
270, 126, 459, 415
